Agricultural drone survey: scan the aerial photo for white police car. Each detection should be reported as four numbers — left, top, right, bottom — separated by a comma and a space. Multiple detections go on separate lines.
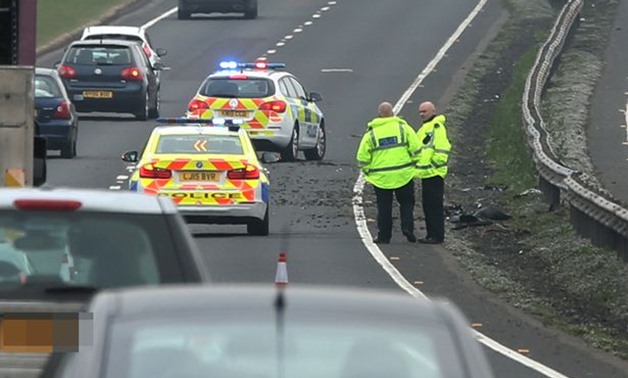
186, 60, 326, 162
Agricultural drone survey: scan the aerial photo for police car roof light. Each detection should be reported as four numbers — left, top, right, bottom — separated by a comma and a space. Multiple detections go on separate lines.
239, 62, 286, 70
219, 61, 239, 70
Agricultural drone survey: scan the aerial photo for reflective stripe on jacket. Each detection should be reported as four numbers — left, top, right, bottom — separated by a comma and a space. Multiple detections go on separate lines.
415, 114, 451, 179
356, 116, 421, 189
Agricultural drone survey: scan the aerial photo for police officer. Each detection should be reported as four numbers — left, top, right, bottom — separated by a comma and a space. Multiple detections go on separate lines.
356, 102, 421, 244
415, 101, 451, 244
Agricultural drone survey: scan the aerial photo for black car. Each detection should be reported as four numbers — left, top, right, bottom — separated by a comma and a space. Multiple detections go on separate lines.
35, 67, 79, 158
56, 39, 163, 120
178, 0, 258, 19
40, 285, 495, 378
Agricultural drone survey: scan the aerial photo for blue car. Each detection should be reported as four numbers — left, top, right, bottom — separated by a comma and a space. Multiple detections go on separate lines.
35, 67, 79, 158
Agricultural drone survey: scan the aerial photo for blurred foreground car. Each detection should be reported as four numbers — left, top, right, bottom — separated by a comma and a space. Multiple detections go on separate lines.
41, 285, 494, 378
123, 118, 270, 235
57, 39, 163, 120
178, 0, 258, 19
35, 67, 79, 158
187, 60, 325, 161
0, 187, 209, 377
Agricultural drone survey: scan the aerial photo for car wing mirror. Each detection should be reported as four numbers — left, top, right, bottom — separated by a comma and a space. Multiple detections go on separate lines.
260, 152, 280, 164
309, 92, 322, 102
153, 62, 165, 71
121, 150, 139, 162
156, 48, 168, 57
53, 61, 60, 69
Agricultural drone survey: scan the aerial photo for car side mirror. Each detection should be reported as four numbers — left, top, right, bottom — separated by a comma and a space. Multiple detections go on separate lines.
53, 61, 60, 69
309, 92, 322, 102
156, 48, 168, 57
260, 152, 280, 164
153, 62, 165, 71
121, 150, 139, 163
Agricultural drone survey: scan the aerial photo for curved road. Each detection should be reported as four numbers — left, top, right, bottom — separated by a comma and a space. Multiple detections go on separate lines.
37, 0, 628, 377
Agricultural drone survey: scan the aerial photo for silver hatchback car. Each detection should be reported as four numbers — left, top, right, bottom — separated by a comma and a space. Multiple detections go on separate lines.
186, 61, 326, 162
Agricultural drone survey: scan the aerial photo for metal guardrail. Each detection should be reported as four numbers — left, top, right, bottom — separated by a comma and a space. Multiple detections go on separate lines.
522, 0, 628, 261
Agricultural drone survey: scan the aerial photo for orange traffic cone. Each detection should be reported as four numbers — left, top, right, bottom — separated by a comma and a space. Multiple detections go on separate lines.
275, 252, 288, 287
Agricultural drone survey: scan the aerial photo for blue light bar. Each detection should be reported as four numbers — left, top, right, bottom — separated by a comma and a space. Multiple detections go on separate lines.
219, 61, 239, 70
217, 60, 286, 71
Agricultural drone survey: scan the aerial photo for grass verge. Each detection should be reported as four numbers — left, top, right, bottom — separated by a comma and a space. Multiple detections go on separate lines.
37, 0, 133, 48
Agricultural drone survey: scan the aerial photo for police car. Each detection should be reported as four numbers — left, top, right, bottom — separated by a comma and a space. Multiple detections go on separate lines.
186, 60, 326, 162
122, 118, 270, 235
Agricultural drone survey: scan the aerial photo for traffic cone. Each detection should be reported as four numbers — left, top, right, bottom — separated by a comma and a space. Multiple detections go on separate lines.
275, 252, 288, 287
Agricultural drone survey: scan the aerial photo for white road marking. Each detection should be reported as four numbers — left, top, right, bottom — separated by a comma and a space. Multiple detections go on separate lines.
328, 1, 337, 4
313, 14, 321, 19
116, 175, 128, 180
277, 42, 286, 47
294, 28, 303, 33
321, 6, 330, 11
285, 35, 294, 40
352, 0, 570, 376
304, 21, 313, 26
267, 49, 277, 55
321, 68, 353, 72
624, 100, 628, 142
109, 185, 121, 190
141, 7, 178, 29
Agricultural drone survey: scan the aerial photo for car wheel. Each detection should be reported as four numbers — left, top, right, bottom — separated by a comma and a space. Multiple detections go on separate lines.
304, 122, 325, 161
244, 0, 258, 19
280, 123, 299, 162
135, 91, 149, 121
148, 88, 160, 119
178, 7, 191, 19
247, 206, 269, 236
60, 139, 76, 159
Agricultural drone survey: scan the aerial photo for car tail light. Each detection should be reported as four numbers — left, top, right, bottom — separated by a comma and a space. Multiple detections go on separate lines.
143, 44, 152, 58
58, 65, 76, 79
53, 101, 72, 120
259, 100, 287, 113
227, 164, 259, 180
13, 199, 82, 211
121, 67, 143, 81
140, 164, 172, 179
188, 99, 209, 112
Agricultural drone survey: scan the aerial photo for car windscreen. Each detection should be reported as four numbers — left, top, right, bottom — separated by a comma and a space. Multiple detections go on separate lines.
103, 315, 466, 378
35, 75, 62, 98
155, 135, 244, 155
0, 211, 185, 295
200, 78, 274, 98
65, 46, 132, 66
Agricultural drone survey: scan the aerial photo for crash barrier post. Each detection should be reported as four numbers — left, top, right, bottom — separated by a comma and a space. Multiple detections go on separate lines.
0, 66, 35, 187
523, 0, 628, 261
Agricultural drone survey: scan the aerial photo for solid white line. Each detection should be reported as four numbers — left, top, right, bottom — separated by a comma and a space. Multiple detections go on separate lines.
321, 68, 353, 73
141, 7, 178, 29
352, 0, 570, 376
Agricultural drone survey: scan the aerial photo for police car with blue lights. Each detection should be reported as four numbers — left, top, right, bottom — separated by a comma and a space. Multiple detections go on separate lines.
122, 118, 271, 235
186, 60, 326, 162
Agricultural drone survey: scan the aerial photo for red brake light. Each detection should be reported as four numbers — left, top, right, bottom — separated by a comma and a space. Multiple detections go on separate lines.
188, 99, 209, 112
13, 199, 82, 211
58, 65, 76, 79
259, 100, 287, 113
143, 44, 152, 58
228, 74, 248, 80
121, 67, 143, 81
53, 101, 72, 120
140, 164, 172, 179
227, 164, 259, 180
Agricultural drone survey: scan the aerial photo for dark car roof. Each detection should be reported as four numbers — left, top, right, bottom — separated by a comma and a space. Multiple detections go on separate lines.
97, 284, 452, 321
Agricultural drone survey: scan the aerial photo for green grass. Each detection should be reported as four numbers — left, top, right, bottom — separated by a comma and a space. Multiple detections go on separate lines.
37, 0, 133, 48
486, 46, 539, 192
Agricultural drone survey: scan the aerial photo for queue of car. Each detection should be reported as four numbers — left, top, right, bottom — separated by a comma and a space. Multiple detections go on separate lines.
7, 9, 497, 378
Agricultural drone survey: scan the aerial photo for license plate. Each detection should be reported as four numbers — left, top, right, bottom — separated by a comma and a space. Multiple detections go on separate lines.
180, 171, 219, 182
220, 110, 248, 117
82, 91, 113, 99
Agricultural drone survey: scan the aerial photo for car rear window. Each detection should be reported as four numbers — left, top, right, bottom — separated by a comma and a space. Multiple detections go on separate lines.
200, 78, 274, 98
65, 46, 133, 66
35, 75, 62, 98
156, 135, 244, 155
0, 211, 186, 295
85, 34, 143, 43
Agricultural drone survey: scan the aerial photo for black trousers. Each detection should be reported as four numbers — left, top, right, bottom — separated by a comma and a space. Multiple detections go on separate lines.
421, 176, 445, 241
374, 180, 415, 241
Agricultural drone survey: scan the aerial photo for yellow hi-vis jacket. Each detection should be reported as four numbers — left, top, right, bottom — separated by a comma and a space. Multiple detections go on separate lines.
415, 114, 451, 179
356, 116, 421, 189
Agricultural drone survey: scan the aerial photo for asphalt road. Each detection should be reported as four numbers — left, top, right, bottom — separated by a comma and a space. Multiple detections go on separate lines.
589, 0, 628, 206
36, 0, 628, 377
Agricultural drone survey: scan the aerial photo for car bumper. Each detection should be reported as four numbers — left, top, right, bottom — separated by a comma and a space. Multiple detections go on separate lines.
178, 202, 267, 223
180, 0, 253, 12
67, 87, 143, 113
